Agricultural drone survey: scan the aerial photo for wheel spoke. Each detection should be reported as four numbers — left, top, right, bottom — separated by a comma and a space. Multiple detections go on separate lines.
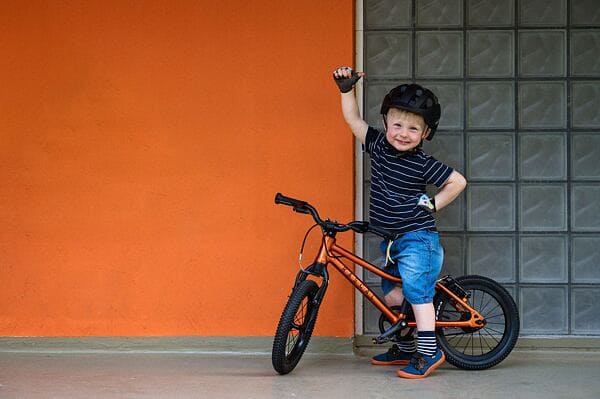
286, 308, 307, 355
480, 327, 502, 345
481, 326, 505, 336
484, 313, 506, 320
480, 331, 495, 352
462, 333, 473, 355
478, 292, 494, 314
482, 302, 502, 318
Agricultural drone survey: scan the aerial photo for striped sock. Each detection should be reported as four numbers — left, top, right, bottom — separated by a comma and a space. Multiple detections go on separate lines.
417, 331, 437, 357
397, 336, 416, 353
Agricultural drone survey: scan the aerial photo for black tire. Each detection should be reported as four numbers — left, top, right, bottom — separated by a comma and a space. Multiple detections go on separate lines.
272, 280, 320, 375
435, 275, 519, 370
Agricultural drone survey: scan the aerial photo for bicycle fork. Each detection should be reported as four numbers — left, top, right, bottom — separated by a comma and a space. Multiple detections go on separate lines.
292, 261, 329, 316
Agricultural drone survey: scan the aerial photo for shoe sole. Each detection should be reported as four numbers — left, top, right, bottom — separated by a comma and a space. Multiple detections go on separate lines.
396, 352, 446, 379
371, 359, 410, 366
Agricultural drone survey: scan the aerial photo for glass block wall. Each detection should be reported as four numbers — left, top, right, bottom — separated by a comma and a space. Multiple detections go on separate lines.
361, 0, 600, 336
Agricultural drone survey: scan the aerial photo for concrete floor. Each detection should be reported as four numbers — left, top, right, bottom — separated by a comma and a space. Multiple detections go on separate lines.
1, 350, 599, 399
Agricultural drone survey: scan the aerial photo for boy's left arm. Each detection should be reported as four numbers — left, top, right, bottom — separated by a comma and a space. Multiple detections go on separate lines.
432, 170, 467, 212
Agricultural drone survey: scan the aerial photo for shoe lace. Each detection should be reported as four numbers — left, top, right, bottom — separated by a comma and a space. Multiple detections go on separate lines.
388, 344, 402, 356
409, 353, 427, 371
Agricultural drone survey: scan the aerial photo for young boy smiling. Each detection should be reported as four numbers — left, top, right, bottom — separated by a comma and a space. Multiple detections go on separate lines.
333, 67, 466, 379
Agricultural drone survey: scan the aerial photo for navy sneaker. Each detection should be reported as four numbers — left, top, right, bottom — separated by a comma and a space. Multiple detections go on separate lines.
397, 350, 445, 379
371, 344, 413, 365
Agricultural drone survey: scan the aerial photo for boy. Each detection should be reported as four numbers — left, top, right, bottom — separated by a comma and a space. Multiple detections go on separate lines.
333, 66, 466, 379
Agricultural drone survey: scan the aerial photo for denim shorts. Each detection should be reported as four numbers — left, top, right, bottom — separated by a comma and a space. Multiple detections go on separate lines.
380, 230, 444, 305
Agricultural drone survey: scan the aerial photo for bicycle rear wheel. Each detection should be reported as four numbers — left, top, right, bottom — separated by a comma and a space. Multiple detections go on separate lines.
435, 275, 519, 370
272, 280, 321, 374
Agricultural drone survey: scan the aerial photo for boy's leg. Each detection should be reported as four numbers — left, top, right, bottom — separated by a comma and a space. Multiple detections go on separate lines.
371, 286, 416, 365
413, 303, 436, 357
412, 302, 435, 330
384, 286, 404, 307
397, 303, 445, 379
391, 231, 445, 379
384, 288, 416, 344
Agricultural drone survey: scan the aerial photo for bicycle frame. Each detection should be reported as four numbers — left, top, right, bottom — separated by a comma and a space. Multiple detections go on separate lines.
309, 235, 485, 330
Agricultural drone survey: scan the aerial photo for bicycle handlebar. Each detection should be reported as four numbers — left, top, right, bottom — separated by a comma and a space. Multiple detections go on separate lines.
274, 193, 396, 241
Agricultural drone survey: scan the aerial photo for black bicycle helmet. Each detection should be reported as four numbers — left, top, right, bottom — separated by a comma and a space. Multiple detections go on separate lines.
380, 83, 441, 140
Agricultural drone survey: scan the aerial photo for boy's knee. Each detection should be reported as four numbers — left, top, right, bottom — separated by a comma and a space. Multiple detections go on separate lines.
384, 287, 404, 306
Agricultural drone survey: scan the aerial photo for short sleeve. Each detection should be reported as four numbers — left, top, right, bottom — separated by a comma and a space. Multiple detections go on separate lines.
423, 155, 454, 187
364, 126, 383, 155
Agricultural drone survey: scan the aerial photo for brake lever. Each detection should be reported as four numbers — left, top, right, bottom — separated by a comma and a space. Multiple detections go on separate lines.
322, 220, 346, 232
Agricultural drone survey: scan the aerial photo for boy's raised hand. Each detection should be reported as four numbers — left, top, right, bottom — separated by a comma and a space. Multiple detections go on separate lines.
333, 66, 364, 93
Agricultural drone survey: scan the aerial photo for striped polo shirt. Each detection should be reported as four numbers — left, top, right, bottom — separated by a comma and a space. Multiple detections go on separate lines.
365, 126, 453, 234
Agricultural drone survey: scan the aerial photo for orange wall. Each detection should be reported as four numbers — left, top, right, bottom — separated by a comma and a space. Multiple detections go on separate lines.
0, 1, 356, 336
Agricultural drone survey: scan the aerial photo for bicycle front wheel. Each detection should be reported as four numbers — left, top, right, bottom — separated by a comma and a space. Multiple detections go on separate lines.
272, 280, 321, 375
435, 275, 519, 370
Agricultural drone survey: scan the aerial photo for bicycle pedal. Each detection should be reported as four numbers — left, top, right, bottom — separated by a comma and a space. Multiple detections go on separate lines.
372, 336, 391, 345
373, 320, 406, 345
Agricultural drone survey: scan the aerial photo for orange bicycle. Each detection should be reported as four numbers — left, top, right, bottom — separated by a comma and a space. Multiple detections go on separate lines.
272, 193, 519, 375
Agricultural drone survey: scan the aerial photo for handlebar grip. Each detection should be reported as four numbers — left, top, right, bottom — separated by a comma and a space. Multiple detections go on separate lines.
348, 220, 369, 233
275, 193, 307, 209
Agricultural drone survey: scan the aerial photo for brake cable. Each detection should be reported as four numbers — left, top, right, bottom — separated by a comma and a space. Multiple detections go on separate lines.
298, 223, 319, 271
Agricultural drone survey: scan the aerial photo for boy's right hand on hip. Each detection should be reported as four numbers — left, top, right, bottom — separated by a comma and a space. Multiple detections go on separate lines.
333, 67, 364, 93
417, 194, 436, 213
